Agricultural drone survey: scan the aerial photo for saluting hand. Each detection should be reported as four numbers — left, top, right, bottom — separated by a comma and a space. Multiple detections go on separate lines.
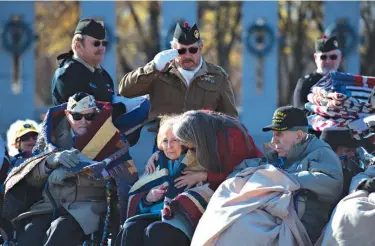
153, 49, 178, 71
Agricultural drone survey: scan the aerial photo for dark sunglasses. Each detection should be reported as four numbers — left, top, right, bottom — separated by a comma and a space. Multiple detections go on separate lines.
320, 54, 338, 61
93, 40, 108, 47
70, 112, 96, 121
19, 132, 38, 142
177, 47, 199, 55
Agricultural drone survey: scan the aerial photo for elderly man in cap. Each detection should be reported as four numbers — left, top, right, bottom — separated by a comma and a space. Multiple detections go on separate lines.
228, 105, 343, 243
119, 21, 237, 121
2, 92, 138, 246
320, 127, 363, 198
293, 35, 342, 110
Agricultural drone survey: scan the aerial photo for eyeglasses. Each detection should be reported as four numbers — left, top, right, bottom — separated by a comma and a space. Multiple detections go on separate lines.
93, 40, 108, 47
19, 132, 38, 142
70, 112, 96, 121
177, 47, 199, 55
320, 54, 338, 61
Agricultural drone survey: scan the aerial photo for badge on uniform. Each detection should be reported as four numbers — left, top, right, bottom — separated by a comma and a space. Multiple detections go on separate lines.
89, 82, 97, 88
200, 75, 215, 84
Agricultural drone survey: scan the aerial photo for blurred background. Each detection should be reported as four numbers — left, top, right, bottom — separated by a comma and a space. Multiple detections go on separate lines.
0, 1, 374, 140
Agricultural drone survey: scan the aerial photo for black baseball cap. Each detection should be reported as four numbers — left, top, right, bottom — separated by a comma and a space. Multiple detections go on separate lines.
262, 106, 308, 132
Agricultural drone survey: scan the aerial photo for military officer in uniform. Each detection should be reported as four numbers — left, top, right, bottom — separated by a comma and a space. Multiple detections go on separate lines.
118, 21, 238, 120
51, 18, 142, 118
293, 35, 342, 110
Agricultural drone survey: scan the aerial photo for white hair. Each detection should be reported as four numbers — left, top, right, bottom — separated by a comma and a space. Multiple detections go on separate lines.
71, 34, 84, 54
170, 38, 204, 49
6, 119, 39, 156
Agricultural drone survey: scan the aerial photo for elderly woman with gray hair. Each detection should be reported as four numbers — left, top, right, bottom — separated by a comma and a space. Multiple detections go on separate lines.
131, 110, 262, 246
171, 110, 262, 190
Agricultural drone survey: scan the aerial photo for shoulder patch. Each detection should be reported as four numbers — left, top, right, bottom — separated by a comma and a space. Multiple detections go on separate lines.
304, 74, 310, 79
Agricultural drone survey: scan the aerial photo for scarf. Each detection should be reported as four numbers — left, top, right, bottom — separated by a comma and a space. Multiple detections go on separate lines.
177, 57, 203, 86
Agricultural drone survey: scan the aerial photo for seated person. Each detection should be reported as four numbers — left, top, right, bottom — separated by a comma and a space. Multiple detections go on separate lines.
118, 111, 262, 246
224, 106, 343, 243
319, 127, 363, 198
146, 110, 263, 190
2, 92, 138, 246
117, 116, 205, 246
6, 120, 39, 167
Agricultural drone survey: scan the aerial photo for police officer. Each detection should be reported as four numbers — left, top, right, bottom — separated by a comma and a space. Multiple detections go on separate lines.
293, 35, 342, 110
119, 21, 238, 120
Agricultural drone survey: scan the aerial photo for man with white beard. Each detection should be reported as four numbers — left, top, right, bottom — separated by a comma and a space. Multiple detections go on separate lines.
293, 35, 342, 110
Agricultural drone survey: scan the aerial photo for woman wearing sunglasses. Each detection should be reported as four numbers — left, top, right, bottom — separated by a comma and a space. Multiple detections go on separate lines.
6, 119, 39, 167
293, 35, 342, 111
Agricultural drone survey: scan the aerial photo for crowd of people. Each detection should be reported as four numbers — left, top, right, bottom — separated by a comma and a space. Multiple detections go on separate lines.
0, 18, 374, 246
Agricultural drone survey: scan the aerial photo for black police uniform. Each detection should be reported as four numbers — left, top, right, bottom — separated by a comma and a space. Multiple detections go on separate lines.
51, 51, 114, 106
293, 72, 323, 110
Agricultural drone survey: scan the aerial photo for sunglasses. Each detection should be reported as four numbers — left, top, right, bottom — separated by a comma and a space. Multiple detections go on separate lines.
177, 47, 199, 55
320, 54, 338, 61
93, 40, 108, 47
70, 112, 96, 121
19, 132, 38, 142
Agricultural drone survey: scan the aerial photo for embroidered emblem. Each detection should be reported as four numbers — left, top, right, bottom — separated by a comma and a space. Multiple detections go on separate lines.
194, 30, 200, 39
200, 75, 215, 84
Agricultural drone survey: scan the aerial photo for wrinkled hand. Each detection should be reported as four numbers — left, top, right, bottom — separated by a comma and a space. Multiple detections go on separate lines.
358, 177, 375, 193
49, 169, 76, 185
174, 171, 208, 190
46, 149, 80, 169
145, 185, 167, 203
145, 151, 160, 174
153, 49, 178, 71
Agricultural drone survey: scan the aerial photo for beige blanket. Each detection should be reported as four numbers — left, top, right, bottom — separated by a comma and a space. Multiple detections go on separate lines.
318, 190, 375, 246
191, 164, 312, 246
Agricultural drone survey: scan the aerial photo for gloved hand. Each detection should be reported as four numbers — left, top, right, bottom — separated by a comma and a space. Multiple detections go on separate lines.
358, 177, 375, 193
49, 168, 76, 185
112, 95, 148, 113
46, 149, 80, 169
153, 49, 178, 71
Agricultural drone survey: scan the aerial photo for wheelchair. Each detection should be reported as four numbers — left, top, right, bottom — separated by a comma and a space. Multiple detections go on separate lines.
0, 187, 122, 246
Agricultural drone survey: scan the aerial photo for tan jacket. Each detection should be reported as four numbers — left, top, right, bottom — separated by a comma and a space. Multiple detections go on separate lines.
15, 118, 106, 235
119, 59, 238, 119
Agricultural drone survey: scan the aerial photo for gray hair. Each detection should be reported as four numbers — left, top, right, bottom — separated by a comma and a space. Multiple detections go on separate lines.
172, 110, 252, 172
170, 38, 204, 49
71, 34, 84, 54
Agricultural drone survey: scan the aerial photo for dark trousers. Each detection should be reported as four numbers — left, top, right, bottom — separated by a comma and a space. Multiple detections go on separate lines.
115, 217, 190, 246
17, 213, 85, 246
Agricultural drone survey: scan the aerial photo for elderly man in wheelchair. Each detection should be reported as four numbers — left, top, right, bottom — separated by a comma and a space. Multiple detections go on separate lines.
1, 92, 139, 246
